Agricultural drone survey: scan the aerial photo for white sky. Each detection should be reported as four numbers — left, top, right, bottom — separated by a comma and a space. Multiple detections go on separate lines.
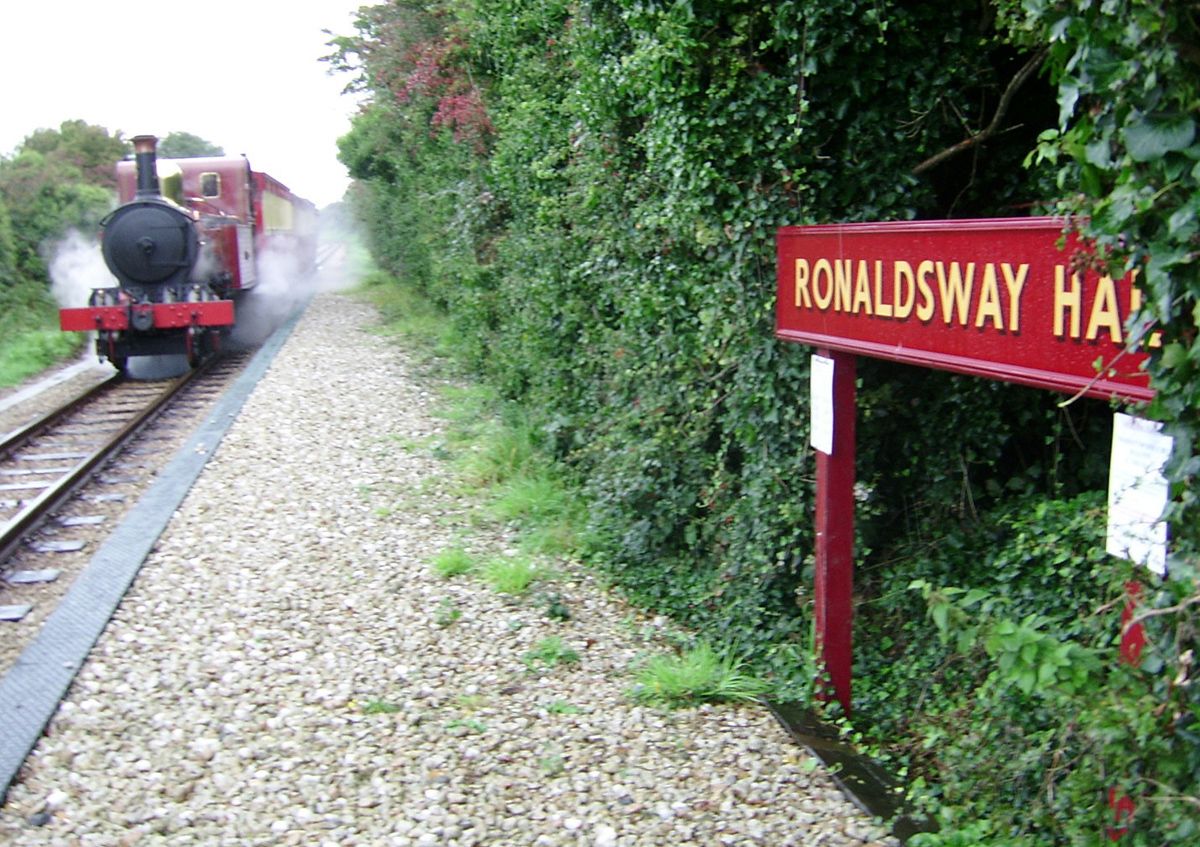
0, 1, 370, 208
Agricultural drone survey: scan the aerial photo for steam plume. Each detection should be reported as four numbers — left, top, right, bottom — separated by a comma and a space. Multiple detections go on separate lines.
49, 231, 116, 308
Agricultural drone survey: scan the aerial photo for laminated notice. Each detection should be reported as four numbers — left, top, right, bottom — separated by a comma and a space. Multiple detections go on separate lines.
1107, 413, 1173, 576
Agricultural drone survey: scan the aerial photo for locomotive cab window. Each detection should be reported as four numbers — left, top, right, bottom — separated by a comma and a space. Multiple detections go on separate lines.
200, 172, 221, 198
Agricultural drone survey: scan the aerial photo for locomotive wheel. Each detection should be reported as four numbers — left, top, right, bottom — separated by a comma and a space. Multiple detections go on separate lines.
186, 327, 201, 369
110, 356, 129, 375
187, 329, 216, 369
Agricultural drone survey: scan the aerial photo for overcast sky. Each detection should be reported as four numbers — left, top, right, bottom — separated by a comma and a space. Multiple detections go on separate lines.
0, 1, 370, 208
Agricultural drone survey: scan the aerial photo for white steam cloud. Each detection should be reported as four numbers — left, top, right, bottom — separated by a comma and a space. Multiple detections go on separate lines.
49, 231, 117, 308
229, 237, 355, 348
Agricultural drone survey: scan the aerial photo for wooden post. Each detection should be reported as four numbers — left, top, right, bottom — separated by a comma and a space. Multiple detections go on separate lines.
813, 348, 857, 713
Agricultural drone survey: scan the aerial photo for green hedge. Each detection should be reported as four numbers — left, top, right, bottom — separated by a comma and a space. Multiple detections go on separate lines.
332, 1, 1199, 839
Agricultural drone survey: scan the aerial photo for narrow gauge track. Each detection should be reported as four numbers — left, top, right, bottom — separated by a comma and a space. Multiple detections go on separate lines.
1, 245, 339, 670
0, 352, 253, 675
0, 371, 197, 564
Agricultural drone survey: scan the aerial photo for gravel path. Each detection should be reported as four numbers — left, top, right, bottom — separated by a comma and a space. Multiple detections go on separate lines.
0, 292, 896, 846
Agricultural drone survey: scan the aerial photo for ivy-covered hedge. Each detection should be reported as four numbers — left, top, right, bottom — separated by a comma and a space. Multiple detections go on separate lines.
330, 1, 1198, 840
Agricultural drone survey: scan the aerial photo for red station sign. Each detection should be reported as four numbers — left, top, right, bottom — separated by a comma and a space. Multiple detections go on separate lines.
776, 217, 1153, 402
774, 216, 1155, 717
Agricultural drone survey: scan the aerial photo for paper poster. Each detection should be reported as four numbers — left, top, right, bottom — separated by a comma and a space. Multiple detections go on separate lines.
810, 354, 835, 455
1107, 413, 1173, 576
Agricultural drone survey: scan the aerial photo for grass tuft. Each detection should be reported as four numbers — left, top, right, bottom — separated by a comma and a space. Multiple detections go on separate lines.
457, 420, 540, 487
431, 547, 474, 578
480, 556, 547, 595
631, 642, 767, 708
357, 271, 461, 359
522, 636, 581, 671
545, 699, 581, 715
490, 471, 585, 556
434, 598, 462, 627
0, 330, 83, 389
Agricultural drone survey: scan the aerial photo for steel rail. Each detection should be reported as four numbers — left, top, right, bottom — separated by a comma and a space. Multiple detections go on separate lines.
0, 366, 206, 565
0, 373, 122, 460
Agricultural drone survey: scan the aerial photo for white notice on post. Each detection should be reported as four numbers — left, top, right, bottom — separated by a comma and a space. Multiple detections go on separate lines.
1107, 413, 1173, 576
810, 354, 835, 455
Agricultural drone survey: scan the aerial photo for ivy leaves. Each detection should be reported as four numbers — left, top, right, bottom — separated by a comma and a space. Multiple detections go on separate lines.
1123, 113, 1196, 162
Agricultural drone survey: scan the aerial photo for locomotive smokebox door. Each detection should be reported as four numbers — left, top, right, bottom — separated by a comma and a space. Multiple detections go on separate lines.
100, 133, 200, 290
102, 204, 198, 286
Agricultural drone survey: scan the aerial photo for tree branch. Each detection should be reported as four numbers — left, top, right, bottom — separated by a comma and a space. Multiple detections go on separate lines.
1125, 592, 1200, 632
912, 49, 1048, 176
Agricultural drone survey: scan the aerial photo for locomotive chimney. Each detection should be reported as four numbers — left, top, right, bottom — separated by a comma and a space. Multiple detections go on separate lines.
132, 135, 161, 199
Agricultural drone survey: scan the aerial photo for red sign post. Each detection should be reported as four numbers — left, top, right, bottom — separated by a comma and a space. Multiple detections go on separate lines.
775, 217, 1153, 714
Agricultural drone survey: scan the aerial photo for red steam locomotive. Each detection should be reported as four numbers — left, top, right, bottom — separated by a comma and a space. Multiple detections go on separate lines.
59, 135, 317, 372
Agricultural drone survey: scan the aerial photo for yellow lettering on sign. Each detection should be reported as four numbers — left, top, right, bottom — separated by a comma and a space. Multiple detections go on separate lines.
873, 260, 892, 318
813, 258, 834, 310
916, 260, 935, 322
1001, 263, 1028, 332
973, 263, 1003, 330
1086, 275, 1122, 341
937, 261, 975, 326
1054, 266, 1082, 338
834, 260, 853, 312
852, 260, 874, 315
893, 261, 914, 319
794, 258, 812, 309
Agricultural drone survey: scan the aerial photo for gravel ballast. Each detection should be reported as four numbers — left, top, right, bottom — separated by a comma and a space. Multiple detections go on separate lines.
0, 292, 897, 846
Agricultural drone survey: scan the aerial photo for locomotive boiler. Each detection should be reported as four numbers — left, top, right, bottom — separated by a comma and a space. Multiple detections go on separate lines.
60, 135, 316, 372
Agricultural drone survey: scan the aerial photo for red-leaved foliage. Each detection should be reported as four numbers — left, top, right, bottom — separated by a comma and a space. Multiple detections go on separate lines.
432, 89, 494, 154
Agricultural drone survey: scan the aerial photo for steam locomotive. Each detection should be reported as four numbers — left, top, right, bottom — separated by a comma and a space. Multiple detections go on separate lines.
59, 135, 317, 372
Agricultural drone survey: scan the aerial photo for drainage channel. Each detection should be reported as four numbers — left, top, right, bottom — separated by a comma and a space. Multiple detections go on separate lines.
765, 700, 936, 843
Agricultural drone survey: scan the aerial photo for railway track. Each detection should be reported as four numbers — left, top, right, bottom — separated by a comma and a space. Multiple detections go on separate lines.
0, 371, 195, 565
0, 243, 343, 658
0, 251, 345, 807
0, 353, 251, 662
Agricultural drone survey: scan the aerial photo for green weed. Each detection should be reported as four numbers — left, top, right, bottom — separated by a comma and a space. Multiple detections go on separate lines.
481, 556, 547, 595
454, 694, 488, 711
631, 643, 767, 708
445, 718, 487, 734
431, 547, 474, 578
434, 598, 462, 627
540, 592, 571, 621
538, 751, 566, 776
522, 636, 581, 671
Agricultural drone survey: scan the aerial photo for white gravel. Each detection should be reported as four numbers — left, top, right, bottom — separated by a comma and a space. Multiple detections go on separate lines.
0, 292, 897, 846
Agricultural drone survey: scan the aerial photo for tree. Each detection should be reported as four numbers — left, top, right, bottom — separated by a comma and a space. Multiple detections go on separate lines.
18, 120, 128, 189
1016, 0, 1200, 546
0, 121, 124, 283
158, 131, 225, 158
0, 194, 17, 287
